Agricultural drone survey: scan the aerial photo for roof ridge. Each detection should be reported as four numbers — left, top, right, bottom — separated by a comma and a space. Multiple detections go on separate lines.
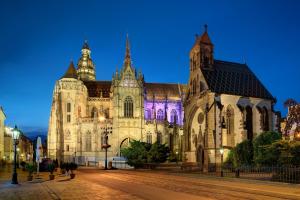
214, 59, 246, 66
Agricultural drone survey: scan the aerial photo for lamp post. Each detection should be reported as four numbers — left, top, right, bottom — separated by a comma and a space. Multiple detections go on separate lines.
220, 147, 224, 177
100, 116, 111, 170
11, 125, 20, 184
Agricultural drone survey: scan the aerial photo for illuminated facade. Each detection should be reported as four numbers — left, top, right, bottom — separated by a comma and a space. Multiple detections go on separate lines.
0, 107, 5, 161
48, 27, 277, 168
47, 37, 186, 163
183, 25, 277, 171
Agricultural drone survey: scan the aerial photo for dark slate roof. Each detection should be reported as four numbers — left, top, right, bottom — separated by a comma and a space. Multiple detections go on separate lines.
201, 60, 274, 100
83, 81, 111, 98
62, 61, 78, 79
145, 83, 187, 100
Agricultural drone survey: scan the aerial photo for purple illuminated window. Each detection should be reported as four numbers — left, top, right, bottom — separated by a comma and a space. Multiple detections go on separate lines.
170, 109, 178, 124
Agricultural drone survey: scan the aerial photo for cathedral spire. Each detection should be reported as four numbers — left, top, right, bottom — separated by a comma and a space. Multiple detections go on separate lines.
124, 34, 132, 66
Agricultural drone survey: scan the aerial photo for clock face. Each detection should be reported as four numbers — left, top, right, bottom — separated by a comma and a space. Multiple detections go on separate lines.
198, 113, 204, 124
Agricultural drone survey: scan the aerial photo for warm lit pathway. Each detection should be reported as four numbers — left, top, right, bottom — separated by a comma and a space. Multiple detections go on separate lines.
0, 167, 299, 200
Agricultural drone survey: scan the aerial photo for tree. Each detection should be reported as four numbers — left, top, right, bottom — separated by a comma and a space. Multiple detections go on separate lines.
283, 99, 300, 139
121, 140, 148, 169
121, 140, 170, 168
253, 131, 282, 166
235, 140, 254, 166
147, 142, 170, 163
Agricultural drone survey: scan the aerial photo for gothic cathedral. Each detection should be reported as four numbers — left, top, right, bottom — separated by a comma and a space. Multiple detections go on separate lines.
48, 26, 278, 169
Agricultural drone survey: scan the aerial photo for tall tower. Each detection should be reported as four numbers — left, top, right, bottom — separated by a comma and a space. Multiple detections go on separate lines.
188, 24, 213, 97
77, 41, 96, 81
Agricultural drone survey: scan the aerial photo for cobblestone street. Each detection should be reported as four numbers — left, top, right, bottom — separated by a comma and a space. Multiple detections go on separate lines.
0, 167, 300, 200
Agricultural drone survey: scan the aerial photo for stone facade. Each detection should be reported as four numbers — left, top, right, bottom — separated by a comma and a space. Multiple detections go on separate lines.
47, 37, 185, 163
48, 28, 277, 169
0, 107, 5, 161
183, 26, 277, 171
4, 126, 33, 163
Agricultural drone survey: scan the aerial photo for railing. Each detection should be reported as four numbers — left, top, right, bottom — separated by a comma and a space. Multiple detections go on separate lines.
222, 166, 300, 184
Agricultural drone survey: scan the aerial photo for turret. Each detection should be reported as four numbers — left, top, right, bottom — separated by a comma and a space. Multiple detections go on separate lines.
77, 40, 96, 81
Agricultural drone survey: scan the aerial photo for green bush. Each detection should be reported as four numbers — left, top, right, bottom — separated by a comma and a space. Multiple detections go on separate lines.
147, 142, 169, 163
47, 163, 55, 174
121, 140, 148, 169
235, 140, 254, 166
253, 131, 282, 166
290, 141, 300, 166
121, 140, 170, 169
25, 163, 36, 175
223, 149, 238, 168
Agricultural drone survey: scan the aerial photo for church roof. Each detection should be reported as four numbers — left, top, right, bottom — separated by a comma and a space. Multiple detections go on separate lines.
82, 80, 187, 100
83, 81, 111, 98
202, 60, 274, 100
145, 83, 187, 100
62, 61, 78, 79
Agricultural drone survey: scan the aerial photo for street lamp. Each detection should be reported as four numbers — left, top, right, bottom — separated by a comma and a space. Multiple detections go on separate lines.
220, 147, 224, 177
100, 116, 111, 170
11, 125, 20, 184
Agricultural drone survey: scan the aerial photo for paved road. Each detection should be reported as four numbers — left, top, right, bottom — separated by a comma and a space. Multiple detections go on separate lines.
76, 168, 300, 200
0, 168, 300, 200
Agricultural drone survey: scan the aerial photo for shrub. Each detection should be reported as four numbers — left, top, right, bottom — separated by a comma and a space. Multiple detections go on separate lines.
48, 163, 55, 174
25, 163, 36, 175
69, 162, 78, 173
253, 131, 282, 166
147, 142, 170, 163
121, 140, 148, 169
290, 141, 300, 166
235, 140, 254, 166
121, 140, 170, 169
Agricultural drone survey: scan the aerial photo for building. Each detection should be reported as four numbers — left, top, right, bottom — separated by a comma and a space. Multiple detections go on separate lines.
4, 126, 33, 163
0, 107, 6, 161
48, 26, 277, 169
183, 25, 277, 171
48, 37, 186, 163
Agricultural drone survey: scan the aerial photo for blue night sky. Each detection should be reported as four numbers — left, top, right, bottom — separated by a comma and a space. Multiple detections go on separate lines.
0, 0, 299, 133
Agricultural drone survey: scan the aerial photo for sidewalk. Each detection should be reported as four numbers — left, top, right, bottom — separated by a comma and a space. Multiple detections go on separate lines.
0, 168, 140, 200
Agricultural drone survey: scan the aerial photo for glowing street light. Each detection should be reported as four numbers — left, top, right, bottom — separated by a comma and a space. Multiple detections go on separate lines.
11, 125, 20, 184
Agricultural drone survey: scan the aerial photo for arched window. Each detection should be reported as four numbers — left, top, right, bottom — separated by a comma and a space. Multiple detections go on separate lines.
145, 109, 151, 120
226, 105, 235, 147
91, 107, 98, 118
157, 132, 162, 144
170, 109, 178, 124
67, 102, 71, 123
156, 109, 164, 121
146, 132, 152, 144
86, 132, 92, 152
262, 107, 269, 131
245, 106, 253, 140
124, 96, 133, 118
67, 103, 71, 112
